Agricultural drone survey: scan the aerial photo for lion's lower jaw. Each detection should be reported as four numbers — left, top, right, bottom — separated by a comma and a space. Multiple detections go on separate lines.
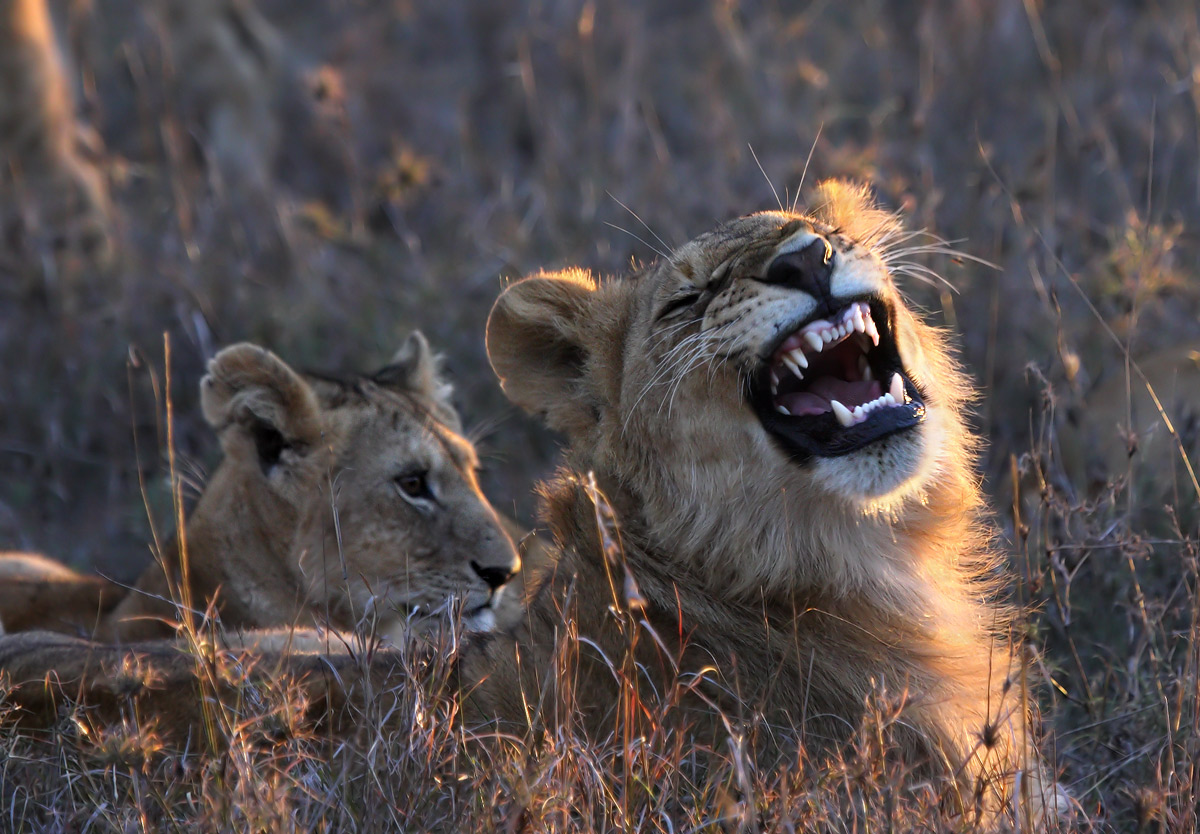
810, 426, 931, 507
810, 406, 964, 513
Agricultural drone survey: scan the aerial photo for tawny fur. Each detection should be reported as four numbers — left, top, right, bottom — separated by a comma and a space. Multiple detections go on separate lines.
106, 334, 518, 643
0, 336, 519, 647
0, 628, 412, 737
0, 553, 123, 635
0, 0, 111, 267
481, 181, 1068, 826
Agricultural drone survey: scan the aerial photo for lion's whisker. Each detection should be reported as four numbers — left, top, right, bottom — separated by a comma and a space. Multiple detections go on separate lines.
603, 221, 670, 261
607, 191, 674, 256
748, 143, 783, 213
792, 124, 823, 214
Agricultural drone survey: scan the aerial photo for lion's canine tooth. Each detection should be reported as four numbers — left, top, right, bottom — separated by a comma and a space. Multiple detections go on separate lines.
788, 348, 809, 369
776, 404, 791, 416
782, 355, 804, 380
831, 399, 854, 427
804, 331, 824, 352
889, 373, 904, 402
865, 317, 880, 346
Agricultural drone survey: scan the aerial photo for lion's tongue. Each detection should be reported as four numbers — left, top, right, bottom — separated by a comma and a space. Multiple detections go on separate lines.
777, 377, 882, 416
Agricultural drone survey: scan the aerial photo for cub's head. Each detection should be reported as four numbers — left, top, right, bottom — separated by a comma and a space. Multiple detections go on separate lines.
199, 333, 519, 638
488, 182, 974, 595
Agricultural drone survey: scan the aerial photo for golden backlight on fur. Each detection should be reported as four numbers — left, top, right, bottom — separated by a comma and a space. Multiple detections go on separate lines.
485, 180, 1069, 827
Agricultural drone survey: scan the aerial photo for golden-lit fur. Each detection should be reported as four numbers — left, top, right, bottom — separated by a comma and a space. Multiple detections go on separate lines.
65, 334, 521, 644
0, 0, 111, 267
481, 181, 1068, 827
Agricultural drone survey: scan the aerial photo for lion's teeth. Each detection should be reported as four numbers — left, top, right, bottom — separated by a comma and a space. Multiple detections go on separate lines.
770, 369, 780, 394
822, 329, 835, 344
865, 316, 880, 346
889, 373, 905, 402
782, 355, 804, 380
776, 404, 791, 416
831, 399, 854, 427
788, 348, 808, 369
851, 305, 866, 333
852, 405, 865, 420
884, 392, 896, 406
804, 331, 824, 352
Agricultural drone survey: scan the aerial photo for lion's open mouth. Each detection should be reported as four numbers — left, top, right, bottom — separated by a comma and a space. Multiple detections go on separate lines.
747, 298, 925, 459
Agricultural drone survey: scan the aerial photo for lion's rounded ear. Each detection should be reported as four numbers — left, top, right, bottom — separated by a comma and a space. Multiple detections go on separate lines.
200, 344, 323, 471
486, 269, 598, 435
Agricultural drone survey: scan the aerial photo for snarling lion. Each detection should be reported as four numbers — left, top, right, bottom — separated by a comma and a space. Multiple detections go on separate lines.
481, 180, 1067, 825
0, 333, 521, 645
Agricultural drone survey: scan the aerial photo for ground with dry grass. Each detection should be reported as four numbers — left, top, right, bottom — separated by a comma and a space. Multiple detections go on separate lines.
2, 0, 1199, 830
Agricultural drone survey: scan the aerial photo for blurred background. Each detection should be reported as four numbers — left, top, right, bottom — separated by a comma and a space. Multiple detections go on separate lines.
2, 0, 1200, 820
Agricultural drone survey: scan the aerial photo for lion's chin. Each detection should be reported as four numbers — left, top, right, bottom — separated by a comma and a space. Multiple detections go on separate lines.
810, 423, 930, 504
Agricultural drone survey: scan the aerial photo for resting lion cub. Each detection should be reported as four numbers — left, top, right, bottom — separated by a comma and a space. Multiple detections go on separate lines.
481, 180, 1068, 825
0, 334, 521, 645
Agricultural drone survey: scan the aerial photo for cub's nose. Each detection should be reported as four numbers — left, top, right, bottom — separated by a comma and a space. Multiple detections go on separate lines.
764, 237, 834, 301
471, 560, 516, 591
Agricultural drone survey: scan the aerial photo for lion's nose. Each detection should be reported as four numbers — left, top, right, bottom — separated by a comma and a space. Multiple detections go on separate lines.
471, 560, 516, 590
764, 237, 834, 301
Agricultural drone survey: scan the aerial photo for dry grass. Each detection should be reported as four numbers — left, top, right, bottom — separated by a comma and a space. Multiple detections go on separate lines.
3, 0, 1200, 829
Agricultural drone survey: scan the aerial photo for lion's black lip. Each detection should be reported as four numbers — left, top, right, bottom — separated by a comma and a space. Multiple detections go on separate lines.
750, 379, 925, 459
747, 296, 926, 461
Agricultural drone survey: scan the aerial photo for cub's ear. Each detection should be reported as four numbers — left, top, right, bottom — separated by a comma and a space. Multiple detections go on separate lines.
486, 269, 598, 436
200, 344, 323, 474
374, 331, 453, 401
372, 330, 460, 430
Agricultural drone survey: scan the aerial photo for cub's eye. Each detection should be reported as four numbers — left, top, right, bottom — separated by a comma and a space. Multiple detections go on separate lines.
395, 471, 433, 501
655, 291, 702, 322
